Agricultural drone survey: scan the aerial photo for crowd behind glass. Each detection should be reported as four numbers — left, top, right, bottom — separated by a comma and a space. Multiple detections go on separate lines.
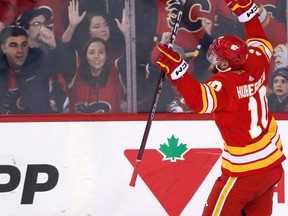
0, 0, 287, 114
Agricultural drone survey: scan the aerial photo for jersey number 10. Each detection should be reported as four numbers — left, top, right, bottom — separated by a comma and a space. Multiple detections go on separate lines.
248, 86, 268, 139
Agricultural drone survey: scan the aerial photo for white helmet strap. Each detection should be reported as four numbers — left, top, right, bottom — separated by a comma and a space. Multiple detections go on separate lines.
216, 65, 232, 73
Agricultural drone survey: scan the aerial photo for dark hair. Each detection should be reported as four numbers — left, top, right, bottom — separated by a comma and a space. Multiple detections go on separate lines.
17, 6, 53, 29
72, 11, 111, 51
0, 26, 28, 44
79, 37, 111, 86
84, 11, 110, 35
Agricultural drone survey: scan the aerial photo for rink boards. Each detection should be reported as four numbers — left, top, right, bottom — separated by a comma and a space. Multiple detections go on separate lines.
0, 113, 286, 216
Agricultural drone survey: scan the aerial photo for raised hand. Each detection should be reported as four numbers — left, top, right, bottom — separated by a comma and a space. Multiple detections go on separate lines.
156, 44, 188, 80
68, 0, 86, 28
160, 32, 172, 45
115, 8, 126, 38
62, 0, 86, 42
225, 0, 259, 22
202, 17, 212, 35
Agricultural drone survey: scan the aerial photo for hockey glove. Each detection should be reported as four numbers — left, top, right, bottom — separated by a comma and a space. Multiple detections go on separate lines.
156, 44, 188, 80
225, 0, 259, 23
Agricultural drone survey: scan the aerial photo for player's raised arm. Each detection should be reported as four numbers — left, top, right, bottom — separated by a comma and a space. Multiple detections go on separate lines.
226, 0, 273, 55
155, 1, 286, 215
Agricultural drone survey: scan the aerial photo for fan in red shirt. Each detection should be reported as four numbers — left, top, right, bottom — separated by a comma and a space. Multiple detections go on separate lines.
151, 0, 234, 75
69, 38, 124, 113
156, 0, 286, 215
144, 0, 236, 112
153, 0, 232, 52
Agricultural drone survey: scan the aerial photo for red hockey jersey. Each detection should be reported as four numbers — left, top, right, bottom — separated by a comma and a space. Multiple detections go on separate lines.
154, 0, 233, 50
150, 0, 234, 73
173, 16, 286, 177
69, 66, 124, 113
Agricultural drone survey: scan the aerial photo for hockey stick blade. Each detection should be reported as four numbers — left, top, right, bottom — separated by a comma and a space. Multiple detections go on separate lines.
129, 0, 186, 187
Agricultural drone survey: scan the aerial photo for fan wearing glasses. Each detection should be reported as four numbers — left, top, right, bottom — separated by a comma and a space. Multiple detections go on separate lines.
14, 6, 76, 113
17, 6, 56, 49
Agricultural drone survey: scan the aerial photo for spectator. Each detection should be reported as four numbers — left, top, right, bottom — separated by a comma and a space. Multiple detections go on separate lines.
34, 0, 69, 39
62, 0, 125, 64
0, 26, 75, 114
144, 17, 214, 112
62, 0, 126, 110
152, 0, 235, 80
17, 6, 75, 112
268, 67, 288, 112
17, 6, 56, 49
138, 0, 235, 112
78, 0, 125, 42
69, 38, 124, 113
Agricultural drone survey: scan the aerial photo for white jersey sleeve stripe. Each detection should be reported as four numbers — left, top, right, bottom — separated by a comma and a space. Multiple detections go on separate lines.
204, 84, 215, 113
247, 39, 273, 58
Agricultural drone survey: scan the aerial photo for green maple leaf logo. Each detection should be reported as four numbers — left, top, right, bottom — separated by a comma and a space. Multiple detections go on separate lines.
158, 135, 188, 162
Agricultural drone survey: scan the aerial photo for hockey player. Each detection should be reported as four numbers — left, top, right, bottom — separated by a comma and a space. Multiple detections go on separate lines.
156, 0, 286, 215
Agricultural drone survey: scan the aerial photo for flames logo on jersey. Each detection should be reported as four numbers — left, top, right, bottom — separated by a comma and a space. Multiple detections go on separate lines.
166, 0, 211, 33
74, 102, 111, 113
1, 90, 27, 114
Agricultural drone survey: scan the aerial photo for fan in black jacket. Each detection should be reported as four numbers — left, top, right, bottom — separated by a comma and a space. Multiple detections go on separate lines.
0, 26, 76, 114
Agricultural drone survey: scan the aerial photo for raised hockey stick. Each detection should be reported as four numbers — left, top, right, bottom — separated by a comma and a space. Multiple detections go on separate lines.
129, 0, 186, 187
